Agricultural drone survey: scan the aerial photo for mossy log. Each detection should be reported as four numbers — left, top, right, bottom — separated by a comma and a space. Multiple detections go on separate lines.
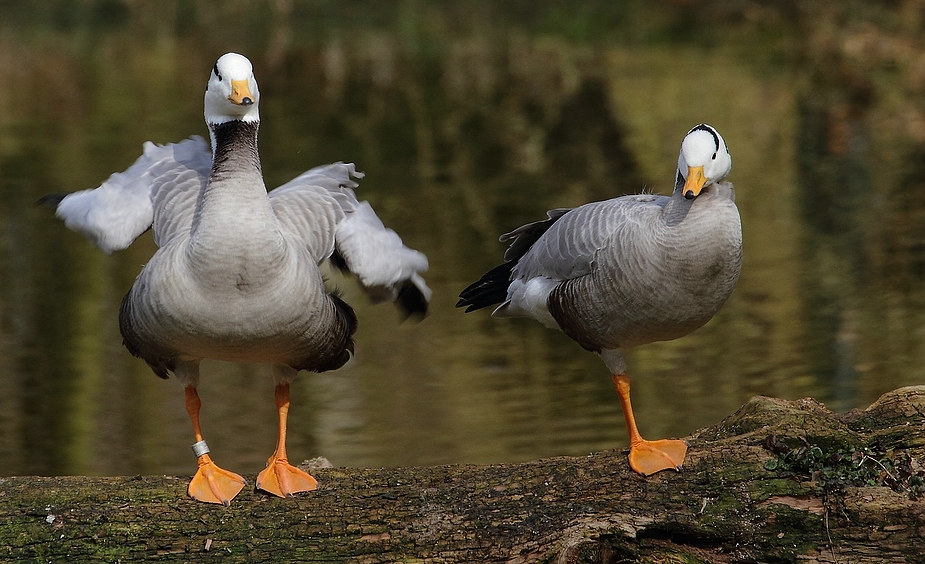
2, 387, 924, 563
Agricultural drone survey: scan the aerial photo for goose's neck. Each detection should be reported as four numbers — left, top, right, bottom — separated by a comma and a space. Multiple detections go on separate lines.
188, 118, 286, 269
208, 119, 262, 181
663, 171, 694, 227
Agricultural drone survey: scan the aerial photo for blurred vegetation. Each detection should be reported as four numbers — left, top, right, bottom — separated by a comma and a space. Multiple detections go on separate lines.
0, 0, 795, 44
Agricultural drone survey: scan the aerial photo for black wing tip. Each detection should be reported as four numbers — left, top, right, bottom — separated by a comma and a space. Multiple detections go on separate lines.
329, 250, 350, 274
397, 280, 429, 321
36, 193, 66, 210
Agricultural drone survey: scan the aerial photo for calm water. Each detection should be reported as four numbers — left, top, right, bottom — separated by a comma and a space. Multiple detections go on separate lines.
1, 2, 924, 477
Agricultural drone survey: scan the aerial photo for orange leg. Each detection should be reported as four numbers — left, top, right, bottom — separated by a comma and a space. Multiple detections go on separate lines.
611, 373, 688, 475
185, 386, 246, 505
255, 383, 318, 498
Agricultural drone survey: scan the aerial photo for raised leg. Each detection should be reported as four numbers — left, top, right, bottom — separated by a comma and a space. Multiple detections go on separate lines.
611, 373, 688, 475
255, 382, 318, 498
185, 386, 246, 505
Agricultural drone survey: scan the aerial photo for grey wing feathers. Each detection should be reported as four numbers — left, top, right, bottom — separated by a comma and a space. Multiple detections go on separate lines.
458, 202, 623, 313
269, 163, 431, 317
150, 137, 212, 246
269, 163, 361, 262
334, 200, 431, 313
47, 136, 211, 253
511, 199, 640, 282
458, 195, 667, 314
500, 208, 572, 261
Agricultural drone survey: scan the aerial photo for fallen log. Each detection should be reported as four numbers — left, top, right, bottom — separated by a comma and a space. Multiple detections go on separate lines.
2, 387, 924, 563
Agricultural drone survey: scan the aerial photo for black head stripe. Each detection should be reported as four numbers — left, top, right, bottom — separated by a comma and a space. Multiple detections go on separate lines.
213, 62, 222, 81
688, 123, 721, 160
688, 123, 720, 154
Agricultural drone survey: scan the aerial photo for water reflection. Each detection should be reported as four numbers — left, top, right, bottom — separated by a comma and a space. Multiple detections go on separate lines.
1, 2, 924, 478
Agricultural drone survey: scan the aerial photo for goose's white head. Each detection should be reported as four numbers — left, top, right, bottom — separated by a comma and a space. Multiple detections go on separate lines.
204, 53, 260, 124
676, 124, 731, 199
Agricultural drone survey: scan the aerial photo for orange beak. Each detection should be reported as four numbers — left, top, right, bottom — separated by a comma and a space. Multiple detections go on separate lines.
228, 79, 254, 106
683, 165, 706, 199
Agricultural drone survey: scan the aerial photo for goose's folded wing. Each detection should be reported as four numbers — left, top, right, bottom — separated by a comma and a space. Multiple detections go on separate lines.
508, 198, 648, 281
269, 162, 431, 317
487, 195, 667, 319
43, 136, 211, 253
505, 194, 671, 282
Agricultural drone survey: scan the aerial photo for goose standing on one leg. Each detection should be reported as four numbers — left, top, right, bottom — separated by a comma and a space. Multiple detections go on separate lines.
457, 124, 741, 475
41, 53, 431, 504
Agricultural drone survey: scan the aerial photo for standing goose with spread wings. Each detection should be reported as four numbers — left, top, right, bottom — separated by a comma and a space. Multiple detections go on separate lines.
42, 53, 431, 505
458, 124, 741, 475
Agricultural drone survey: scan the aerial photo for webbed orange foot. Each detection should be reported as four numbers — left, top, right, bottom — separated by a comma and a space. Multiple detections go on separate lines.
628, 438, 688, 475
256, 457, 318, 498
611, 373, 689, 476
187, 453, 247, 506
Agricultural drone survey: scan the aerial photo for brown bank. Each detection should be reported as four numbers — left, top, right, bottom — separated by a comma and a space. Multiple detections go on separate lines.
2, 387, 924, 563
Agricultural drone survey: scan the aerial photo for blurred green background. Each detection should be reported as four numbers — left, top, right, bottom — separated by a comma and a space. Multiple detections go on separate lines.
1, 0, 924, 477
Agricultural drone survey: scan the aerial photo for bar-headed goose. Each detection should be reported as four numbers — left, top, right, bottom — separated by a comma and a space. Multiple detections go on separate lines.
42, 53, 431, 504
458, 124, 741, 475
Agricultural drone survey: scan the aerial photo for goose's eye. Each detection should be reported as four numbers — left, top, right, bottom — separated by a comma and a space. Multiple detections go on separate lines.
213, 63, 222, 81
712, 152, 717, 160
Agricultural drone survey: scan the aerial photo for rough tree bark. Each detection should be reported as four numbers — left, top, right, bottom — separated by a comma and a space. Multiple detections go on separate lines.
2, 386, 924, 563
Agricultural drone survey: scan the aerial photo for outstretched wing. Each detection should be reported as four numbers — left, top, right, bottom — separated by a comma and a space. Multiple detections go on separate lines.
42, 136, 211, 253
269, 163, 359, 262
269, 163, 431, 317
149, 137, 212, 247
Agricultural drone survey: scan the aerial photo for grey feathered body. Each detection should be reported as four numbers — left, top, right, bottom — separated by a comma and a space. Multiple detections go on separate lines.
119, 121, 356, 377
491, 181, 742, 353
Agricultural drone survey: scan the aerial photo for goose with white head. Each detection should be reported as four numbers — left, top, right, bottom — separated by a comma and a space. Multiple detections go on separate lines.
42, 53, 431, 504
458, 124, 741, 475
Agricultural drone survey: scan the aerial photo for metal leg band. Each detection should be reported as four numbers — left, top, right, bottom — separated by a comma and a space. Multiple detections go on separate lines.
191, 440, 210, 457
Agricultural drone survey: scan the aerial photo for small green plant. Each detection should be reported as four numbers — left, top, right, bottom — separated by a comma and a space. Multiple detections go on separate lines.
762, 435, 925, 500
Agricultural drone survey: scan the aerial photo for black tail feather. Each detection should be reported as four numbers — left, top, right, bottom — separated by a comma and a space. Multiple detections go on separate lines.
456, 261, 515, 312
458, 208, 571, 314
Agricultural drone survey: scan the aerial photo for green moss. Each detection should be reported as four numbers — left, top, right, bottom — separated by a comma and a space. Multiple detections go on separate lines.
763, 435, 925, 499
